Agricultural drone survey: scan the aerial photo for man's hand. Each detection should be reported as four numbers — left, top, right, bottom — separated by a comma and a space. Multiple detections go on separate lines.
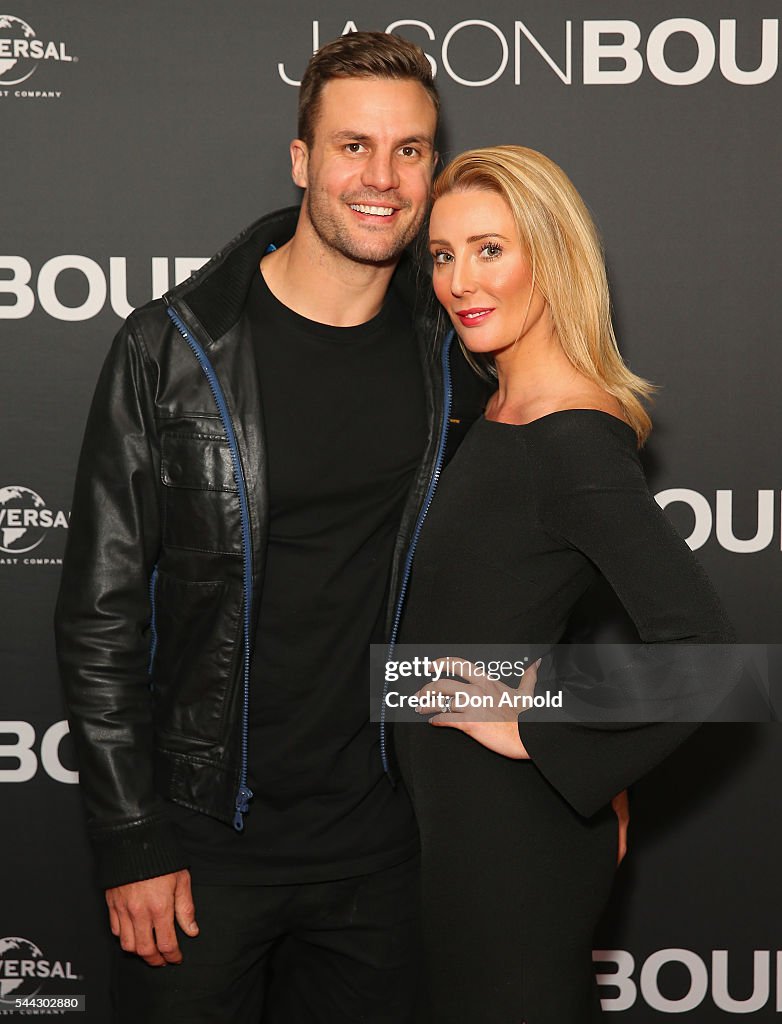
611, 790, 629, 867
105, 869, 198, 966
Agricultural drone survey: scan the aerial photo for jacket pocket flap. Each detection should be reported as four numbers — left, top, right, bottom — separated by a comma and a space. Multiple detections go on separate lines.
161, 433, 238, 493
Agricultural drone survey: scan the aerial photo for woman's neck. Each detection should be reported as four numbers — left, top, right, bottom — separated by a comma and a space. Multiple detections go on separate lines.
487, 328, 584, 422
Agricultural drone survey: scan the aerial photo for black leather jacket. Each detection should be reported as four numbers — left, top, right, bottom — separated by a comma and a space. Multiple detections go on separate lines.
54, 207, 487, 889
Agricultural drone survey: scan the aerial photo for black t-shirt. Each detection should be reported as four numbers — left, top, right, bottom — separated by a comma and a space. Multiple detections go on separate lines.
167, 267, 426, 883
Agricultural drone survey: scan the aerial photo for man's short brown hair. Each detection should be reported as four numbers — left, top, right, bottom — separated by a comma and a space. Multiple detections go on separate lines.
298, 31, 440, 147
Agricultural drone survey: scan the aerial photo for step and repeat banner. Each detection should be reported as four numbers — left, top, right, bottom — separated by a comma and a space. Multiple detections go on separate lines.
2, 2, 780, 1020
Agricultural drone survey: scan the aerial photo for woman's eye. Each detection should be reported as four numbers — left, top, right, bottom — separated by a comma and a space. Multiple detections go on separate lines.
432, 251, 453, 265
480, 242, 503, 259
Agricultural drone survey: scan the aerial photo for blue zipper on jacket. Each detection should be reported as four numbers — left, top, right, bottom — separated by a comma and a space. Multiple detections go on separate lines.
147, 565, 159, 677
380, 329, 455, 775
165, 305, 254, 831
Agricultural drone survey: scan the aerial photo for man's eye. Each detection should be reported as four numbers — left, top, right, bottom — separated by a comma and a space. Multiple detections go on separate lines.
400, 146, 418, 158
345, 143, 365, 154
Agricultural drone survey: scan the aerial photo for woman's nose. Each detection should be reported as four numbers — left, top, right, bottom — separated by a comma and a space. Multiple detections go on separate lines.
450, 259, 475, 297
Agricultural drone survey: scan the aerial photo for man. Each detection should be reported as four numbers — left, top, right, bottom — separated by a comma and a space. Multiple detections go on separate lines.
55, 31, 486, 1023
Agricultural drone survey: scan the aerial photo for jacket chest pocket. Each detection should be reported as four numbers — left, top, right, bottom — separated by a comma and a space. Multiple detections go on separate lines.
160, 433, 243, 554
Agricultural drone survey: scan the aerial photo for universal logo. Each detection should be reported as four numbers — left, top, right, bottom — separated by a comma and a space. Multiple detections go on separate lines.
0, 486, 69, 565
0, 937, 81, 1008
0, 14, 76, 100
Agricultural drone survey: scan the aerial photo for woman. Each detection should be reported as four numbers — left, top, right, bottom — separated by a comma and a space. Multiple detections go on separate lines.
391, 147, 734, 1023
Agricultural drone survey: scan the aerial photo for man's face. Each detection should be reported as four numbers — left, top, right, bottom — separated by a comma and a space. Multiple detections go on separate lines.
292, 77, 438, 265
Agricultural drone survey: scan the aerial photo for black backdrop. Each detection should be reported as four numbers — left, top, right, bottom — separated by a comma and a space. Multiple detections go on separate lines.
2, 3, 780, 1019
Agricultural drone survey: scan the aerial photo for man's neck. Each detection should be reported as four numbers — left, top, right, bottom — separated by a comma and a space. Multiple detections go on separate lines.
260, 216, 398, 328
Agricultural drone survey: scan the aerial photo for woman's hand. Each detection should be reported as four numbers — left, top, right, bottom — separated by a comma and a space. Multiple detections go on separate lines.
611, 789, 630, 867
413, 657, 540, 760
415, 656, 630, 860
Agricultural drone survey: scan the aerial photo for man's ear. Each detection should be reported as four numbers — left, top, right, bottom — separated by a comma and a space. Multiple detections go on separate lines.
290, 139, 309, 189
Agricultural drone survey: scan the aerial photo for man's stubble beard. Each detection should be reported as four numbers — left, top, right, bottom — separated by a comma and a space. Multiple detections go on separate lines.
305, 186, 426, 266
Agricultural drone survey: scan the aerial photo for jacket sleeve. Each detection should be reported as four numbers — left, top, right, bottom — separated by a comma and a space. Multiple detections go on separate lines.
517, 417, 736, 818
54, 314, 186, 888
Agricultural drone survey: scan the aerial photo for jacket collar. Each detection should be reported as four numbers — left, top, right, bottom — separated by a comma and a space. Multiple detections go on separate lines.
165, 205, 439, 351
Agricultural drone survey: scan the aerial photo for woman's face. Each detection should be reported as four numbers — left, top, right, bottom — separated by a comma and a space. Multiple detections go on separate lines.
428, 189, 547, 355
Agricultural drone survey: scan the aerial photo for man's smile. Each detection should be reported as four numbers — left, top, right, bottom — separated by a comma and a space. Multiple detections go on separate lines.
349, 203, 397, 217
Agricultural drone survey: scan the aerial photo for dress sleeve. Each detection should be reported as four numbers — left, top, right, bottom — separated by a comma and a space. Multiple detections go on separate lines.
516, 412, 736, 817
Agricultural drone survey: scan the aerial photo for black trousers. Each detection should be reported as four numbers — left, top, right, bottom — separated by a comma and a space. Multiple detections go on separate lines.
111, 855, 421, 1024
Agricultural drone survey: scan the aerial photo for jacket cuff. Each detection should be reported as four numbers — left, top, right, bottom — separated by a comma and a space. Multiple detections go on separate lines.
90, 815, 188, 890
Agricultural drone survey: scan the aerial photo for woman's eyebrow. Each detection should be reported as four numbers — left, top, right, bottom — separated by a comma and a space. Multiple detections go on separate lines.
429, 233, 511, 245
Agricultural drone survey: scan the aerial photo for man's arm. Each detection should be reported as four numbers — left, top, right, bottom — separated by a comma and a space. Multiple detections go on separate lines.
54, 315, 186, 887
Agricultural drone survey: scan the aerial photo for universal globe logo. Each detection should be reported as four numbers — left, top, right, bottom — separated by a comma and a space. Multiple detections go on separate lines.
0, 486, 69, 559
0, 14, 75, 87
0, 937, 79, 1006
0, 937, 45, 1004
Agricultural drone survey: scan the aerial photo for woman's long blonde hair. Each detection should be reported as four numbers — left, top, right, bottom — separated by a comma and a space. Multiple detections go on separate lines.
432, 145, 653, 444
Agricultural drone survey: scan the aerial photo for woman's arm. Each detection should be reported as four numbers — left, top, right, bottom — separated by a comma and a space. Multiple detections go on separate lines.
517, 414, 736, 817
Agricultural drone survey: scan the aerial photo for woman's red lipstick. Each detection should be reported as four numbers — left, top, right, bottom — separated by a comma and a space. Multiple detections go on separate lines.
455, 307, 495, 327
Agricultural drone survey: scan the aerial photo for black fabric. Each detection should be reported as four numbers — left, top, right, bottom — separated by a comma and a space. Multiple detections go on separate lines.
111, 855, 421, 1024
169, 268, 426, 883
395, 726, 616, 1024
394, 409, 733, 1023
398, 410, 734, 814
399, 410, 731, 647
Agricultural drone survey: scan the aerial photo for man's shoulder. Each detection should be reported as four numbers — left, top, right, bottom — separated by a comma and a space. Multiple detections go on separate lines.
167, 206, 301, 303
123, 207, 303, 350
121, 297, 170, 350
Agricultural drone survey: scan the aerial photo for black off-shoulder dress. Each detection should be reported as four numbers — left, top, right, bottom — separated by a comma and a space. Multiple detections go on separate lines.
394, 410, 733, 1024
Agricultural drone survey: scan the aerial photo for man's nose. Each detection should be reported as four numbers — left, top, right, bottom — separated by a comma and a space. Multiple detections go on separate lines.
360, 150, 400, 192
